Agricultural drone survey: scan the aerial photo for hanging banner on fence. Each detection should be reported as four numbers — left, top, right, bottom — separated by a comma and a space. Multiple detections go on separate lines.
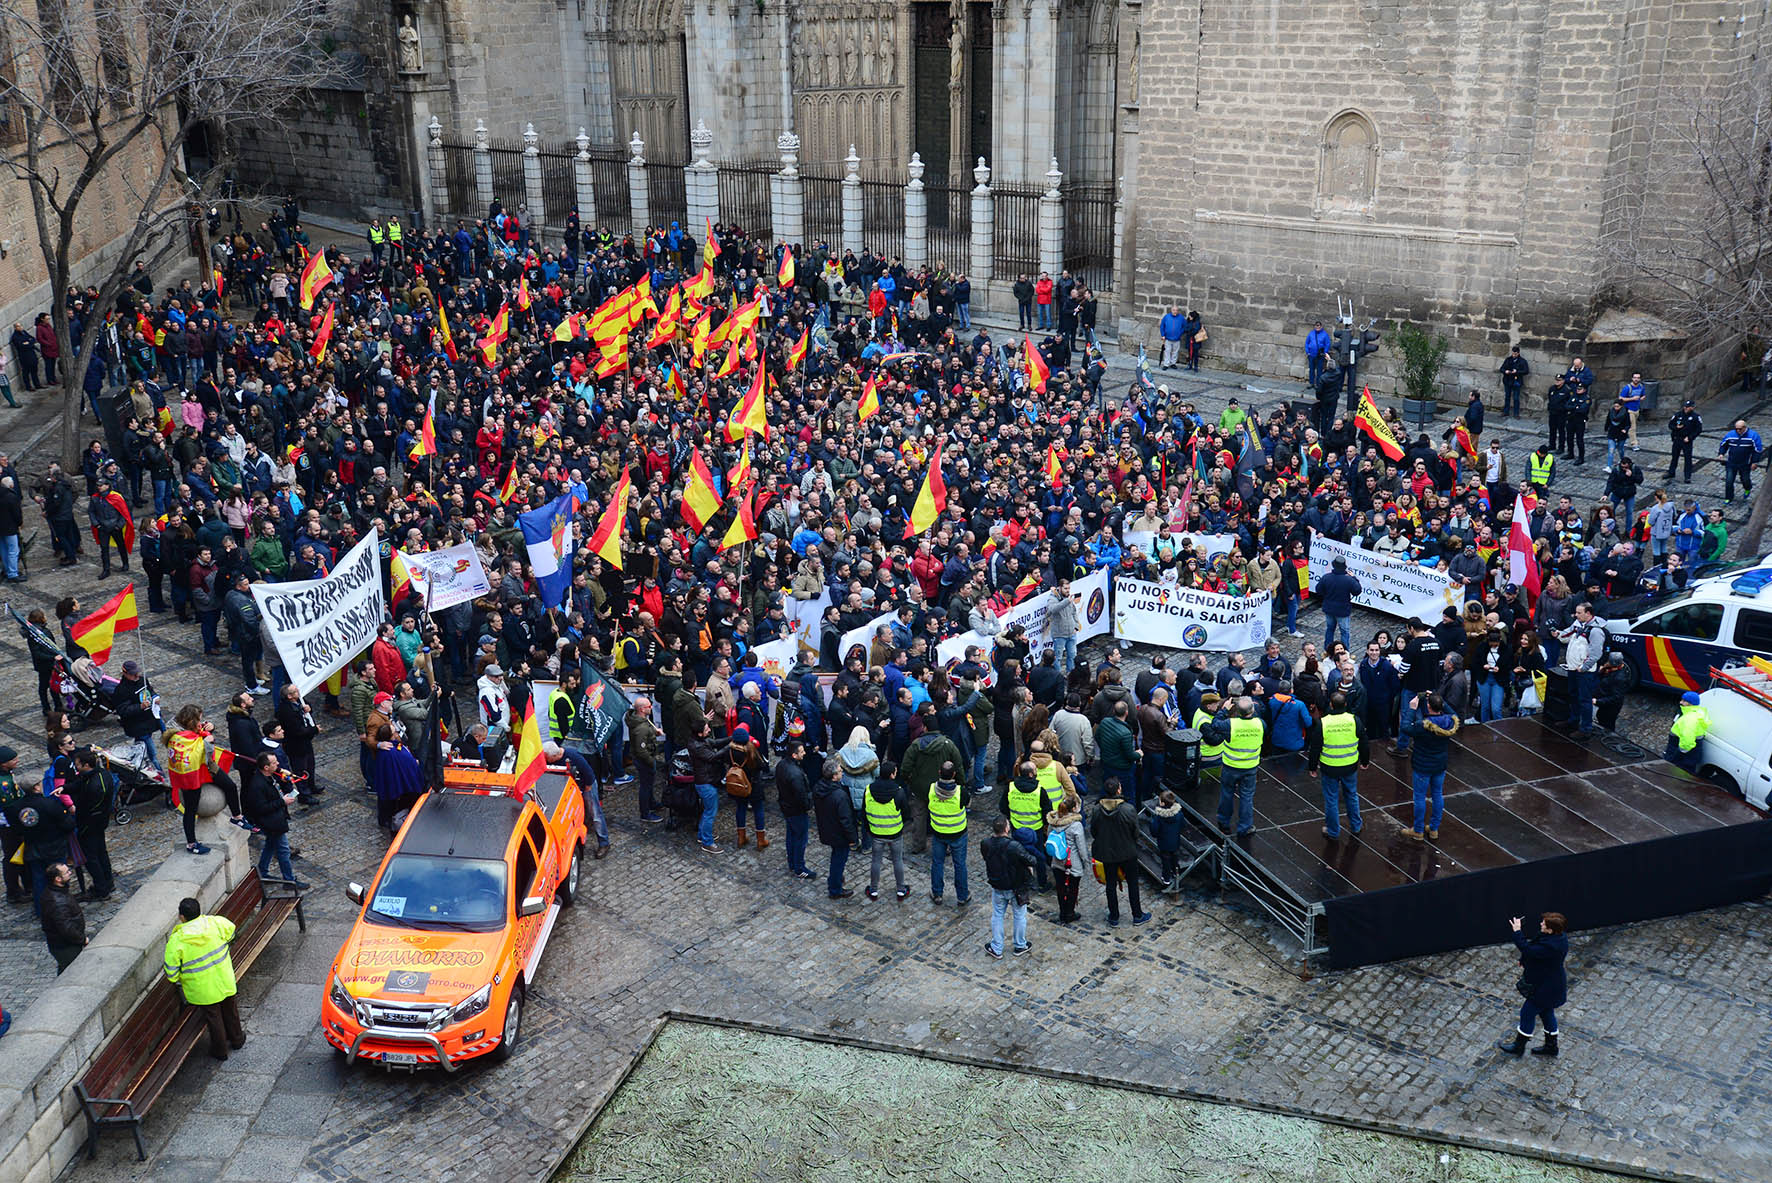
399, 542, 491, 612
1121, 530, 1237, 567
1113, 577, 1272, 652
1307, 532, 1459, 621
251, 529, 385, 697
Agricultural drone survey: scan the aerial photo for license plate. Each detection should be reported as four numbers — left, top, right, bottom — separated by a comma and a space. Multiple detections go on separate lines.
383, 1052, 419, 1065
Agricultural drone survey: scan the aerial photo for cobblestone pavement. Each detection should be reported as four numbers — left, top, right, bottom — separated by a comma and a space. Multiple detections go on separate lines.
2, 361, 1767, 1182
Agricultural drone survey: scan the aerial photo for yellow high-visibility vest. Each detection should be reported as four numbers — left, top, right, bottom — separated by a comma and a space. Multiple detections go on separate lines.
1318, 713, 1360, 768
865, 792, 904, 837
1193, 709, 1223, 762
1223, 717, 1263, 770
927, 786, 967, 835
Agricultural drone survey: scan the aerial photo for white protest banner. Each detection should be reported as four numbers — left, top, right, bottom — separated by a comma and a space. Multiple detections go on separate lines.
252, 529, 386, 696
399, 542, 491, 611
784, 588, 831, 647
837, 610, 897, 668
1122, 530, 1237, 565
750, 637, 802, 681
980, 567, 1113, 662
1113, 577, 1272, 653
1307, 532, 1458, 621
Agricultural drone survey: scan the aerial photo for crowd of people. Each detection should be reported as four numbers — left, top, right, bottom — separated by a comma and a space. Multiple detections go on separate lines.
2, 196, 1767, 951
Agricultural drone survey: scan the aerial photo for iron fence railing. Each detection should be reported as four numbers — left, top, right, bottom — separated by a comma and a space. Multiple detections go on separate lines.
803, 173, 843, 248
717, 162, 774, 238
993, 183, 1042, 282
484, 144, 526, 216
587, 151, 630, 231
859, 177, 904, 262
440, 143, 477, 219
645, 159, 688, 231
538, 151, 577, 224
1063, 182, 1115, 292
924, 182, 971, 273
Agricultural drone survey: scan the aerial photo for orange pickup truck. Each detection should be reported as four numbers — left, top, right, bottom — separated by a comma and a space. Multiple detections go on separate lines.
321, 765, 588, 1070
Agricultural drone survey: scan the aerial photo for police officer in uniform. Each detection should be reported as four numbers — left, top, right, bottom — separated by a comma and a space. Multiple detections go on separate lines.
1664, 690, 1711, 773
1307, 691, 1369, 839
1528, 443, 1557, 493
1564, 382, 1591, 465
1205, 698, 1264, 837
1545, 375, 1568, 457
366, 218, 386, 268
386, 215, 404, 263
164, 896, 246, 1060
1665, 399, 1703, 484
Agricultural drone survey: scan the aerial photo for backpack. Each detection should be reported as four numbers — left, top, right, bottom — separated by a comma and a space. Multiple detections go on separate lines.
724, 763, 752, 799
1045, 828, 1068, 864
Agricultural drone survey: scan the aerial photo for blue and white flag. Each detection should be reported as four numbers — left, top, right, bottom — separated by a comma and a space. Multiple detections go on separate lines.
519, 491, 578, 610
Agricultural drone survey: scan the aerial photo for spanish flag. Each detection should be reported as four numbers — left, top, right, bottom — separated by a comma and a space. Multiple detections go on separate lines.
484, 302, 511, 345
89, 488, 135, 553
648, 289, 681, 348
727, 438, 753, 490
594, 345, 629, 379
298, 250, 334, 310
587, 466, 632, 569
725, 364, 768, 441
155, 404, 174, 437
1044, 444, 1063, 488
70, 583, 140, 664
906, 441, 947, 538
390, 551, 413, 605
777, 246, 795, 289
1453, 421, 1479, 465
664, 362, 689, 404
512, 694, 547, 798
715, 338, 741, 379
517, 274, 532, 311
436, 301, 459, 362
684, 266, 715, 302
682, 450, 722, 532
689, 311, 712, 363
729, 296, 763, 339
858, 375, 880, 423
1354, 386, 1405, 461
135, 310, 156, 342
1024, 335, 1049, 394
498, 465, 522, 503
721, 482, 759, 551
703, 217, 721, 270
409, 391, 437, 460
786, 325, 808, 372
633, 273, 658, 319
309, 303, 336, 363
552, 314, 578, 343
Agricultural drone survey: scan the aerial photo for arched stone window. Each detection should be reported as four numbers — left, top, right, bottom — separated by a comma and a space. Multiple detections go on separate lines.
1317, 110, 1378, 217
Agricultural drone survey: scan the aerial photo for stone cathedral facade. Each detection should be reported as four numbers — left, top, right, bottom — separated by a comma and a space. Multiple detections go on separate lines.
241, 0, 1770, 399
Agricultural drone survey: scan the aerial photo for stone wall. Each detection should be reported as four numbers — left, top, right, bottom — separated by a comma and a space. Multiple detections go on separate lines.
230, 86, 413, 223
0, 816, 248, 1183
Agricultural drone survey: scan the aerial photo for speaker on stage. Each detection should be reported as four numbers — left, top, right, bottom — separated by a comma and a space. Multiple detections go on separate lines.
1544, 668, 1573, 727
1166, 728, 1201, 792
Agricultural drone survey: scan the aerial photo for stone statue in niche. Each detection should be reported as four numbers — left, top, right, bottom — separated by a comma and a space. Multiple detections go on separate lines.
880, 27, 896, 84
824, 28, 842, 88
793, 37, 810, 87
861, 30, 876, 85
1127, 31, 1140, 104
397, 14, 423, 74
1321, 112, 1377, 212
948, 25, 964, 92
843, 28, 859, 85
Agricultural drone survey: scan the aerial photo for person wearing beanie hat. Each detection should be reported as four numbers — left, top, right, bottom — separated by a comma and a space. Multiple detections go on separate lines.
1665, 691, 1711, 774
728, 723, 765, 848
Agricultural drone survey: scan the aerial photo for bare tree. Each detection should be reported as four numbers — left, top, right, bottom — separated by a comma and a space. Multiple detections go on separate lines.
0, 0, 342, 467
1608, 56, 1772, 557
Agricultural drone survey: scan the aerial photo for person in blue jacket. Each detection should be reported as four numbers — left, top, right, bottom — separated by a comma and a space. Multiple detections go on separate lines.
1498, 911, 1569, 1058
1304, 320, 1332, 390
1265, 681, 1312, 765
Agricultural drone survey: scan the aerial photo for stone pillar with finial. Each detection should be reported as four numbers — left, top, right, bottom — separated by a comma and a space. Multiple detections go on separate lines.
472, 119, 493, 212
426, 117, 447, 219
1038, 157, 1064, 279
903, 153, 927, 269
685, 121, 718, 234
774, 131, 803, 245
573, 129, 598, 229
840, 146, 863, 255
969, 157, 993, 285
627, 132, 650, 237
522, 123, 545, 225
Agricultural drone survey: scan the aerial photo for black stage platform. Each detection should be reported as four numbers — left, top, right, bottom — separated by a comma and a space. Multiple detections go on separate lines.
1172, 716, 1772, 968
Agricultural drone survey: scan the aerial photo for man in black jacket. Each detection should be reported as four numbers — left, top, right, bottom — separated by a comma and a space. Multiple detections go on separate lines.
1391, 619, 1443, 757
979, 816, 1035, 958
63, 750, 115, 899
775, 740, 815, 879
274, 683, 321, 802
108, 661, 164, 777
4, 774, 75, 915
812, 759, 857, 898
40, 863, 86, 972
243, 752, 306, 888
1089, 780, 1149, 927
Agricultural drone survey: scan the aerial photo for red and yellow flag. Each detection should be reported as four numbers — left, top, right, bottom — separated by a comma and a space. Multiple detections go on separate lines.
648, 288, 682, 348
512, 694, 546, 798
729, 296, 763, 339
437, 301, 459, 362
727, 438, 753, 490
858, 375, 880, 423
715, 338, 741, 379
1024, 335, 1049, 394
587, 466, 632, 569
777, 246, 795, 289
484, 302, 511, 345
682, 450, 722, 532
309, 303, 336, 362
390, 551, 413, 605
786, 325, 809, 372
684, 267, 715, 302
552, 313, 579, 343
88, 490, 134, 553
664, 362, 689, 404
689, 311, 712, 364
1453, 421, 1479, 465
1354, 386, 1405, 461
211, 267, 225, 296
721, 482, 759, 551
703, 217, 721, 271
906, 441, 947, 538
298, 250, 334, 310
498, 465, 522, 503
725, 364, 769, 441
1044, 444, 1063, 488
70, 583, 140, 664
516, 275, 532, 311
409, 391, 437, 460
594, 343, 629, 378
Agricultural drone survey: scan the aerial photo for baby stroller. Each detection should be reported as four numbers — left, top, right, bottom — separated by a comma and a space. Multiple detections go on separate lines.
98, 741, 169, 826
56, 655, 116, 729
664, 750, 699, 832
